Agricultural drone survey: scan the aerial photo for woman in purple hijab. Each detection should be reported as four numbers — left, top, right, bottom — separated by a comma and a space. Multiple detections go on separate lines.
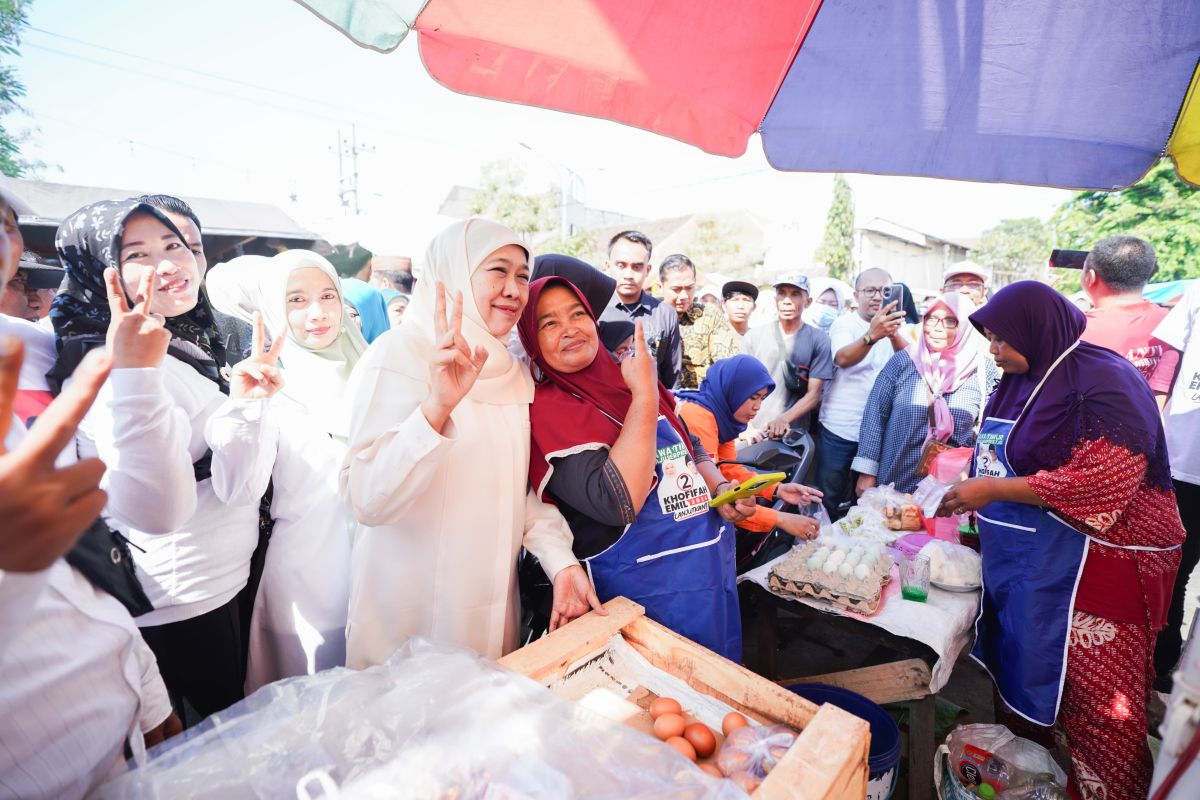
937, 281, 1184, 799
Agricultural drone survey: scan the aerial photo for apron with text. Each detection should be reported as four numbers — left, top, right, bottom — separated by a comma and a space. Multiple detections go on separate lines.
970, 342, 1177, 725
585, 417, 742, 662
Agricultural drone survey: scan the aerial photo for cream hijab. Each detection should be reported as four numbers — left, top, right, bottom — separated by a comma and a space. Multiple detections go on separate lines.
397, 218, 533, 405
259, 250, 367, 436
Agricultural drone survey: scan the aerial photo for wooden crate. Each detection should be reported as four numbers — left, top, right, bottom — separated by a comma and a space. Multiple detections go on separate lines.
499, 597, 871, 799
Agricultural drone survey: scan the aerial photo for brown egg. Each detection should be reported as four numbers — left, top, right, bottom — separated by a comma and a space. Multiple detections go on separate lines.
722, 711, 749, 736
649, 697, 683, 719
683, 723, 717, 758
698, 763, 724, 779
665, 736, 697, 761
653, 712, 687, 740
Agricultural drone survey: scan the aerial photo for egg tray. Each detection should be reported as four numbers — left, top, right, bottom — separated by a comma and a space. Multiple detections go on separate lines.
766, 572, 884, 616
767, 544, 889, 615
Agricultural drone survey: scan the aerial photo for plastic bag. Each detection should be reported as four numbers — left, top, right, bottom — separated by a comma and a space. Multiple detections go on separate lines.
930, 447, 974, 484
946, 724, 1067, 797
920, 540, 982, 588
94, 638, 747, 800
715, 724, 798, 794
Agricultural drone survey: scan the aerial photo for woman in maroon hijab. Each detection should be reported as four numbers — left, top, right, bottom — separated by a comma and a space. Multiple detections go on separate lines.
518, 276, 753, 661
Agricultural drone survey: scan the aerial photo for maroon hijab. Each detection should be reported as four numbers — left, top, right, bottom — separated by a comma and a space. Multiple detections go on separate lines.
518, 276, 691, 498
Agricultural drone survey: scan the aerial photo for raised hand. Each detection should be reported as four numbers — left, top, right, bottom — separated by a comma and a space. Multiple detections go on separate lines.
230, 313, 285, 400
868, 300, 905, 342
105, 267, 171, 369
619, 319, 657, 399
0, 339, 112, 572
422, 283, 489, 432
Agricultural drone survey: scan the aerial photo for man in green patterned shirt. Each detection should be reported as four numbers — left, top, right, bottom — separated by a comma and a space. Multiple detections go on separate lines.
659, 254, 741, 389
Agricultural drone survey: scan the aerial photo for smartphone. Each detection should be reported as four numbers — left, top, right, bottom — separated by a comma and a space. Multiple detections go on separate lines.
1049, 249, 1089, 270
882, 282, 920, 324
709, 472, 788, 508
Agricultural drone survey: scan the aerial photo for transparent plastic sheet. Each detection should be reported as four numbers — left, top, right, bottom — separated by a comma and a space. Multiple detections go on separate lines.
945, 723, 1067, 794
715, 724, 798, 793
93, 638, 749, 800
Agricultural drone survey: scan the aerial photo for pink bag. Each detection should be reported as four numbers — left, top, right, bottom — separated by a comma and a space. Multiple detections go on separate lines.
924, 448, 974, 542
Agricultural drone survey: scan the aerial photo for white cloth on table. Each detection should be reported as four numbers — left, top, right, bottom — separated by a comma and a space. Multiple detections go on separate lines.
72, 360, 266, 627
738, 551, 980, 692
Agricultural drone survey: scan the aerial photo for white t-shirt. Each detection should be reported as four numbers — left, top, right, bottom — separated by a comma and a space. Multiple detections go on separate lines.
819, 313, 900, 442
1154, 283, 1200, 484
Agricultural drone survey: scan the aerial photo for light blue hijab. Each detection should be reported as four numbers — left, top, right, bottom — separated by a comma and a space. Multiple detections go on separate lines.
341, 278, 390, 343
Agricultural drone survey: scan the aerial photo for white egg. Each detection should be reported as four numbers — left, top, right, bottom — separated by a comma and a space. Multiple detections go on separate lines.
861, 552, 878, 566
827, 550, 845, 565
806, 555, 824, 570
845, 551, 862, 567
853, 563, 871, 580
822, 560, 838, 574
838, 562, 854, 578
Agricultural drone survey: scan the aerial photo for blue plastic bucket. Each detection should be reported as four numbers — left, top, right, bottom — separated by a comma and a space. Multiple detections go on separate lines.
787, 683, 902, 800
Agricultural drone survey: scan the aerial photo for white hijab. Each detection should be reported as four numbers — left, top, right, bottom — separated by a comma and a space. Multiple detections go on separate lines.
397, 218, 533, 405
206, 255, 271, 325
258, 250, 368, 437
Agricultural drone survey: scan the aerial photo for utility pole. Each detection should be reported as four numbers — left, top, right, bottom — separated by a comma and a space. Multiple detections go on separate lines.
333, 124, 374, 215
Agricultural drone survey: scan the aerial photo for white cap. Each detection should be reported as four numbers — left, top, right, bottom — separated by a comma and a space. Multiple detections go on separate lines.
943, 261, 991, 284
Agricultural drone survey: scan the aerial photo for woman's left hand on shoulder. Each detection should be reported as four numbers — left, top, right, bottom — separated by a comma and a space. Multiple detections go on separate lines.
230, 313, 285, 401
937, 477, 994, 517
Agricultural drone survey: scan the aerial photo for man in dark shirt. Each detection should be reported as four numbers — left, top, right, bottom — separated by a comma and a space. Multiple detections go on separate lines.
740, 273, 834, 439
598, 230, 682, 388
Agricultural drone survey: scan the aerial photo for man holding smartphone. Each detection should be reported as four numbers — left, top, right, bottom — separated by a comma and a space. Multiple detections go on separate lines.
815, 268, 908, 519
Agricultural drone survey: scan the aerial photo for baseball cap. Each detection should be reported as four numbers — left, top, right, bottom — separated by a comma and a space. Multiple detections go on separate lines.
943, 261, 991, 285
772, 273, 811, 293
721, 279, 759, 301
17, 258, 64, 290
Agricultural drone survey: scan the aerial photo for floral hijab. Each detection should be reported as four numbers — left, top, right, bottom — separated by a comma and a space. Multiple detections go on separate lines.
48, 199, 228, 393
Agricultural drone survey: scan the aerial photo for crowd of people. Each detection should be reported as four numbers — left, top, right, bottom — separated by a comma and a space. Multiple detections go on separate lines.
1, 175, 1198, 800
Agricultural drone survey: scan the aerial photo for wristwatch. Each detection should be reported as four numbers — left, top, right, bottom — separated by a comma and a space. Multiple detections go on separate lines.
862, 332, 874, 346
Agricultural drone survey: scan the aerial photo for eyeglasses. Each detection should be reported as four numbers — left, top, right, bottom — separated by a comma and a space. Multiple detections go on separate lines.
858, 287, 884, 297
924, 316, 959, 330
944, 280, 985, 292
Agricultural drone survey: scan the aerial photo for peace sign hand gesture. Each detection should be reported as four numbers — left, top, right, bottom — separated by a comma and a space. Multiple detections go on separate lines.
105, 267, 171, 370
0, 339, 112, 572
421, 282, 489, 433
230, 313, 285, 400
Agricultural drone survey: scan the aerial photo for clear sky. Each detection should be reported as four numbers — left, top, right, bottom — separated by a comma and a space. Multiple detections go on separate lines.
9, 0, 1073, 257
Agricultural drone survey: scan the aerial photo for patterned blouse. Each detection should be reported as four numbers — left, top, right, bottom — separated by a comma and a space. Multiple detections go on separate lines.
852, 352, 999, 493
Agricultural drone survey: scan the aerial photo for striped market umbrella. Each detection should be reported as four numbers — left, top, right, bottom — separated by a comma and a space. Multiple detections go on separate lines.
296, 0, 1200, 190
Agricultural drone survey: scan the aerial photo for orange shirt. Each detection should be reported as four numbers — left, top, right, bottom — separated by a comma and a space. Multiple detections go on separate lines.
678, 401, 778, 533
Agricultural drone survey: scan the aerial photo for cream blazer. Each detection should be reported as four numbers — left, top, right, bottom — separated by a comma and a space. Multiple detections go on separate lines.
340, 331, 578, 666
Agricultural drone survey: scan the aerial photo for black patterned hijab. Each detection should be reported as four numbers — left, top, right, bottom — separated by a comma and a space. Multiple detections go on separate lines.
48, 199, 228, 394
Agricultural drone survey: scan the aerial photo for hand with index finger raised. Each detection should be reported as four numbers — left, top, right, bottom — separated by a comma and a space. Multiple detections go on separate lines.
0, 346, 113, 572
104, 268, 171, 370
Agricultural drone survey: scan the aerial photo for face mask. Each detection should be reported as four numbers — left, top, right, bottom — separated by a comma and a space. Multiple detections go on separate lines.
806, 306, 838, 331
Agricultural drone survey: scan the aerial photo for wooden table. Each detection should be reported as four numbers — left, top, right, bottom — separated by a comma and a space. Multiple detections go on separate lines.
745, 584, 941, 800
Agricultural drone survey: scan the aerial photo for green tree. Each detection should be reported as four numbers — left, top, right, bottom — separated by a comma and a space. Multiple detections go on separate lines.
1053, 158, 1200, 283
973, 217, 1056, 287
814, 174, 854, 281
534, 230, 596, 261
469, 161, 558, 245
0, 1, 30, 178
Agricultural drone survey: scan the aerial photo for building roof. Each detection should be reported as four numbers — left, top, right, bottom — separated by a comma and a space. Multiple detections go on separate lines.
9, 179, 315, 240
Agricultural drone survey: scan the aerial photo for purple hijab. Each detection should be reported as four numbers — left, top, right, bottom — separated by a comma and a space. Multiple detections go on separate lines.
969, 281, 1172, 491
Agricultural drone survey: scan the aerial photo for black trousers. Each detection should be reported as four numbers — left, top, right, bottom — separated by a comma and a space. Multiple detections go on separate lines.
139, 595, 246, 728
1154, 479, 1200, 687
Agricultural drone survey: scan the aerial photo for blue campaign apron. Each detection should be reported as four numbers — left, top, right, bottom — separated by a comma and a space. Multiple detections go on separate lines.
585, 417, 742, 662
969, 343, 1178, 725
